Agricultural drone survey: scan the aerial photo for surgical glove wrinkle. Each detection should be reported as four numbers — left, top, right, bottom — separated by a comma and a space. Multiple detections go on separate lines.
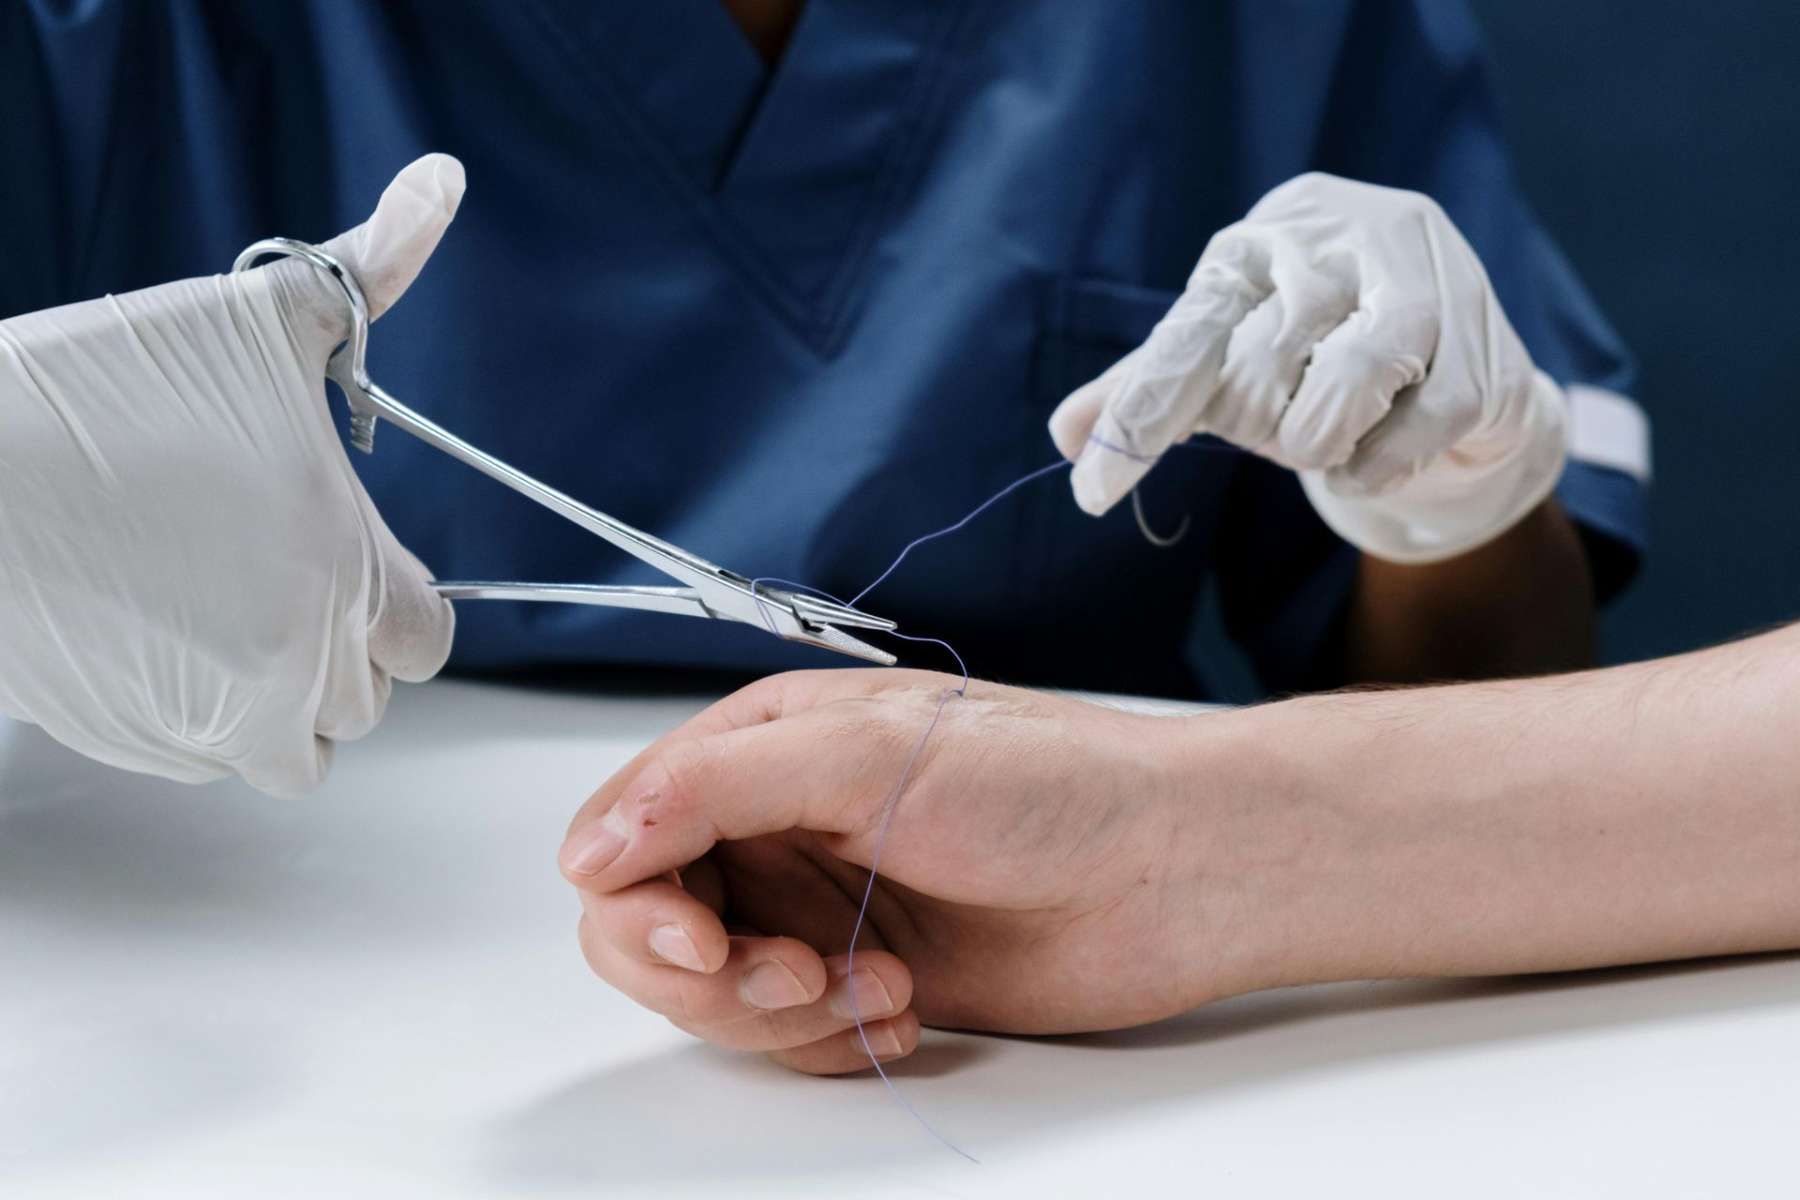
0, 154, 465, 796
1050, 172, 1568, 563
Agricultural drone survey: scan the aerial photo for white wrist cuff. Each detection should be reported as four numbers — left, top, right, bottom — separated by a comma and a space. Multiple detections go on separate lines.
1300, 371, 1571, 565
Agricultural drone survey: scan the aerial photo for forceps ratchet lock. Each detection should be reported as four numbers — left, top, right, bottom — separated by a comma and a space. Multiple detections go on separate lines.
231, 238, 897, 666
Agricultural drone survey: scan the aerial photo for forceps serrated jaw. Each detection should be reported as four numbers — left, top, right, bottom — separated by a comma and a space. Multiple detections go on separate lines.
229, 238, 899, 667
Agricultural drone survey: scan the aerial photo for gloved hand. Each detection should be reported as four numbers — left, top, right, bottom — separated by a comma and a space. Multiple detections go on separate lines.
0, 154, 464, 796
1049, 172, 1568, 563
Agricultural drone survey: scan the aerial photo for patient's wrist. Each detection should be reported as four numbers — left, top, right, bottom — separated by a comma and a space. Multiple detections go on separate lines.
1151, 703, 1363, 1005
1162, 695, 1459, 1001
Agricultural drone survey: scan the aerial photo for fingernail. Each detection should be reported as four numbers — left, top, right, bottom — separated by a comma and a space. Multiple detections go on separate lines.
648, 924, 704, 972
740, 962, 810, 1010
830, 970, 894, 1021
863, 1023, 904, 1058
561, 808, 629, 876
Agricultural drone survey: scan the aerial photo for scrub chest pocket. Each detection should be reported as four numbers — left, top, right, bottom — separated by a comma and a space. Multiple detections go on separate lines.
1012, 276, 1244, 696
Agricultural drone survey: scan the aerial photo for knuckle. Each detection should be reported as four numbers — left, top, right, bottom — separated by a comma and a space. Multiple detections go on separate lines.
1315, 339, 1381, 380
1312, 336, 1418, 393
745, 1009, 794, 1050
669, 972, 708, 1024
1278, 412, 1344, 469
1405, 189, 1450, 223
1266, 320, 1320, 362
1214, 376, 1285, 444
1187, 262, 1263, 313
1196, 227, 1271, 287
1307, 250, 1362, 304
1111, 383, 1166, 429
727, 672, 798, 722
1200, 222, 1253, 263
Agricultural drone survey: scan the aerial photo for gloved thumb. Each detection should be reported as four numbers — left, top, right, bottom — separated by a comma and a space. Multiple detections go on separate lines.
318, 153, 466, 322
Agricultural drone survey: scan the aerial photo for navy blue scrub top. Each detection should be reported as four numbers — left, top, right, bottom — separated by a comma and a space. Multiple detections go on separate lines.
3, 0, 1646, 698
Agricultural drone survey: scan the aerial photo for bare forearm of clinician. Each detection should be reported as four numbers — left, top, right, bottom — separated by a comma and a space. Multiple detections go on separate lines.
1195, 621, 1800, 995
1343, 497, 1594, 684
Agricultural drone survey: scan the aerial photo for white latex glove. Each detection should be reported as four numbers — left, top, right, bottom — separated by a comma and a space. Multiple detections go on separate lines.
0, 154, 464, 795
1049, 172, 1568, 563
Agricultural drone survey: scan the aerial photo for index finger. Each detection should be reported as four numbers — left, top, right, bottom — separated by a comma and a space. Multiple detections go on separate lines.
560, 671, 793, 845
558, 680, 955, 893
561, 668, 941, 844
1069, 229, 1272, 515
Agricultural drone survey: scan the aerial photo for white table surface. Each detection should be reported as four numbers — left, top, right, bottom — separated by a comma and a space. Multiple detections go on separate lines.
3, 676, 1797, 1199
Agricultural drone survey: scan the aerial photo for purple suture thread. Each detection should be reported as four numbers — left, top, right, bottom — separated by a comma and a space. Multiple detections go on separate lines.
1084, 433, 1242, 546
748, 575, 970, 686
846, 457, 1072, 608
747, 463, 1069, 1162
743, 582, 976, 1159
738, 435, 1242, 1161
849, 683, 968, 1158
1132, 489, 1189, 547
1087, 430, 1244, 466
1085, 431, 1159, 464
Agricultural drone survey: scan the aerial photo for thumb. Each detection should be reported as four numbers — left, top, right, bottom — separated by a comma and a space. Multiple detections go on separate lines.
560, 713, 860, 892
318, 153, 466, 322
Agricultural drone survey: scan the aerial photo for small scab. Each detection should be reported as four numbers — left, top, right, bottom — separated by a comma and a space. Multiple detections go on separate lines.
641, 815, 659, 828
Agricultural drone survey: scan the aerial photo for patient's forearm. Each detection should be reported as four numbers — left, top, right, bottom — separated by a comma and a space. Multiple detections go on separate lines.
1206, 624, 1800, 990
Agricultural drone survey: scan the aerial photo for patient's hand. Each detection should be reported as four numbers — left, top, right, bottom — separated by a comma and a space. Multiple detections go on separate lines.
559, 670, 1245, 1074
567, 627, 1800, 1074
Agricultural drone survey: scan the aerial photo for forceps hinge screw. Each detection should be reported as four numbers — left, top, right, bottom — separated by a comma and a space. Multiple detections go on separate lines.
348, 412, 379, 453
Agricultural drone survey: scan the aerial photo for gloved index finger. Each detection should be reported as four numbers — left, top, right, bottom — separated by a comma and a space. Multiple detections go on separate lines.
1047, 347, 1142, 463
1069, 229, 1272, 515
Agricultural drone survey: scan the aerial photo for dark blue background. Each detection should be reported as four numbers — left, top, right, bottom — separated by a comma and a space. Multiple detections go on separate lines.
1469, 1, 1800, 662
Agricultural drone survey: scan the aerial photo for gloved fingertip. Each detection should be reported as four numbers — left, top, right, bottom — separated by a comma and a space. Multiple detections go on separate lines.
380, 601, 454, 684
395, 152, 467, 223
1048, 407, 1092, 464
1070, 452, 1131, 516
1047, 383, 1108, 463
371, 580, 456, 684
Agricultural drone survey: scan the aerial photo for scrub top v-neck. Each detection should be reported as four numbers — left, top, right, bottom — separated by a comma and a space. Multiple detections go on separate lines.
541, 1, 965, 349
1, 0, 1649, 699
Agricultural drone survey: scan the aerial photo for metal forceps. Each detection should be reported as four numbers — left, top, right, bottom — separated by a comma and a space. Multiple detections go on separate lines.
231, 238, 897, 665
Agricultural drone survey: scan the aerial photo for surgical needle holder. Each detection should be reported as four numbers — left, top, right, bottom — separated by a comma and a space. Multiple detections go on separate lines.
232, 238, 897, 666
